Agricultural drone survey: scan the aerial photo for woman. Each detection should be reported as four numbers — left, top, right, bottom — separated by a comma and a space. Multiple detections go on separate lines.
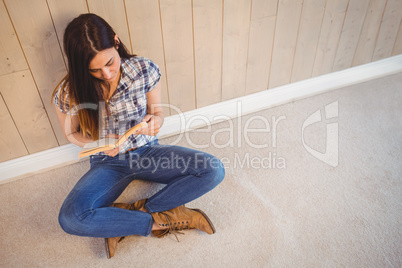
52, 13, 225, 259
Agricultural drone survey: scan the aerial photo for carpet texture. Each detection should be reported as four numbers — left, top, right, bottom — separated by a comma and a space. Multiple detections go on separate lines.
0, 72, 401, 267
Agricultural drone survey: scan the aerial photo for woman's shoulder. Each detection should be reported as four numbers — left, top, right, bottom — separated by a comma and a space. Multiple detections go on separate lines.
125, 55, 154, 65
53, 79, 67, 100
121, 56, 160, 82
52, 78, 74, 114
122, 56, 159, 72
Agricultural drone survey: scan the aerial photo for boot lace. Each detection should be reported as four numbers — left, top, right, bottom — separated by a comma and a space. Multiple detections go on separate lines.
157, 212, 191, 242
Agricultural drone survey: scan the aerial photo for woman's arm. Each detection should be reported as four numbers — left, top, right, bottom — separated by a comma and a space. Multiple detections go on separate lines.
137, 82, 164, 136
54, 105, 94, 148
55, 104, 121, 156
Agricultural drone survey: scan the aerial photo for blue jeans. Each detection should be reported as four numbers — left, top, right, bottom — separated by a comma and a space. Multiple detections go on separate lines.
58, 140, 225, 238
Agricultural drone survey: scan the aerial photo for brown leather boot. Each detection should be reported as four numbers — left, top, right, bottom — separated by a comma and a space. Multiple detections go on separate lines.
151, 206, 216, 240
104, 199, 146, 259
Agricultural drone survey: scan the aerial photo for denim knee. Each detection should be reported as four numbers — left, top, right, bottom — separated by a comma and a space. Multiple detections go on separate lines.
199, 155, 225, 189
58, 203, 89, 236
58, 205, 76, 235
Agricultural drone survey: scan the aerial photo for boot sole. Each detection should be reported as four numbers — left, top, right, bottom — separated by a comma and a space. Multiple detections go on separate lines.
191, 208, 216, 234
105, 238, 111, 259
105, 237, 125, 259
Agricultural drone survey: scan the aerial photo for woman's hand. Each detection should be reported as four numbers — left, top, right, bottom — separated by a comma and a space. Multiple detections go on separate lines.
136, 114, 162, 136
103, 134, 121, 157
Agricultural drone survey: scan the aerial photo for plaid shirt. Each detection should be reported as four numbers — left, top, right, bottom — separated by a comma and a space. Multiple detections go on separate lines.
53, 56, 161, 155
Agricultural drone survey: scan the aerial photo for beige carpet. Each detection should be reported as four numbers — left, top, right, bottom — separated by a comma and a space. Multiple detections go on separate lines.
1, 72, 401, 267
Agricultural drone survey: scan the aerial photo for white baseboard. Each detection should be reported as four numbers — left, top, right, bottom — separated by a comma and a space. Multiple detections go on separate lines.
1, 55, 401, 184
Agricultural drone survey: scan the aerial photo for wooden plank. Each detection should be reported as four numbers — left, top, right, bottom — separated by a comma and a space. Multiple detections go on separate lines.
87, 0, 132, 53
269, 0, 303, 88
46, 1, 88, 144
4, 0, 67, 145
332, 0, 371, 72
222, 0, 251, 100
193, 0, 222, 107
0, 70, 58, 154
251, 0, 277, 18
291, 0, 326, 83
245, 0, 277, 94
392, 20, 402, 56
372, 0, 402, 61
0, 0, 27, 76
0, 93, 28, 162
352, 0, 387, 66
46, 0, 88, 58
312, 0, 349, 76
125, 0, 170, 116
160, 0, 195, 113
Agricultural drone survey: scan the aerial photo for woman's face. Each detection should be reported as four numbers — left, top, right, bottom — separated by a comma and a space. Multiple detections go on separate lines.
88, 47, 121, 83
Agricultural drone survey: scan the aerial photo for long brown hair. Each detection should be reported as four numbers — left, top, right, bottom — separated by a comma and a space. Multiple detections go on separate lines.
52, 13, 134, 140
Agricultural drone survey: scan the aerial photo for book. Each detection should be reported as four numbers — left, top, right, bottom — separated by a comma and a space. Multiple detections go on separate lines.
78, 122, 148, 158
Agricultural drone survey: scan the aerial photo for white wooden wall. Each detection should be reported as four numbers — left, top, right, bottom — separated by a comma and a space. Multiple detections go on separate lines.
0, 0, 401, 162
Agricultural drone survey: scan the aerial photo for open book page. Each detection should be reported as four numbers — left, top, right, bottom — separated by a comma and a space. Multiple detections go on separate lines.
115, 122, 147, 147
78, 122, 148, 158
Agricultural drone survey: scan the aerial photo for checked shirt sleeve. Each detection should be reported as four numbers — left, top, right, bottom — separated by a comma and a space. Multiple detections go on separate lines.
144, 59, 161, 93
53, 82, 78, 116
